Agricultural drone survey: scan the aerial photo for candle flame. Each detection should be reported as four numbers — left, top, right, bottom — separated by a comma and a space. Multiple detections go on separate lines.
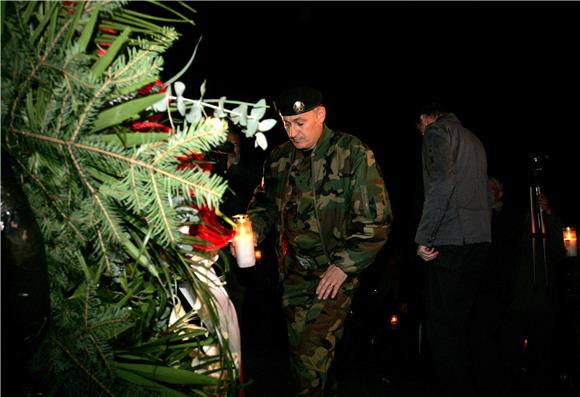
563, 226, 576, 241
389, 314, 399, 329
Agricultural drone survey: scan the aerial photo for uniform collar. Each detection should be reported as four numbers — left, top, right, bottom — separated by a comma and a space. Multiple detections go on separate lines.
311, 124, 333, 159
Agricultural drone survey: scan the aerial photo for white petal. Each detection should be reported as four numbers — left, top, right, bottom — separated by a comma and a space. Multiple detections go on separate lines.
152, 95, 168, 112
177, 97, 186, 116
186, 103, 202, 123
174, 81, 186, 97
255, 132, 268, 150
258, 118, 277, 132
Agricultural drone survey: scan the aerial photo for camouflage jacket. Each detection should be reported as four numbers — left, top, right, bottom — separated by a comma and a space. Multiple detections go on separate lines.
247, 125, 392, 275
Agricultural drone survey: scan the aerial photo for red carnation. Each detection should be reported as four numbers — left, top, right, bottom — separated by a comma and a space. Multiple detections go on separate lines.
188, 205, 235, 251
139, 80, 167, 96
131, 121, 172, 133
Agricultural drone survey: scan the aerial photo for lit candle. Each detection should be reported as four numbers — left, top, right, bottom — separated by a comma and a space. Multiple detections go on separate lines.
389, 314, 399, 330
232, 214, 256, 268
563, 227, 578, 257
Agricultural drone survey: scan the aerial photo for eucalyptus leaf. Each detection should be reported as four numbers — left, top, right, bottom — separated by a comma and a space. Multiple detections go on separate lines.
250, 98, 267, 119
186, 102, 202, 123
258, 118, 277, 132
239, 112, 248, 127
245, 118, 258, 137
214, 96, 226, 118
254, 132, 268, 150
177, 96, 186, 116
174, 81, 186, 97
230, 103, 248, 124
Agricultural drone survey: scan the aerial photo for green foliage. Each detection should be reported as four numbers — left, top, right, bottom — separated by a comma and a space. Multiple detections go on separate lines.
1, 1, 276, 395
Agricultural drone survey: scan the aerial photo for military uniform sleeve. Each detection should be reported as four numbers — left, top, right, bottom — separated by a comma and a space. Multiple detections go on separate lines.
331, 144, 392, 274
246, 153, 278, 243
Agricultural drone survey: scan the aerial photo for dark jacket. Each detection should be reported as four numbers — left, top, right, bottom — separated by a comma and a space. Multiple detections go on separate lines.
415, 113, 491, 247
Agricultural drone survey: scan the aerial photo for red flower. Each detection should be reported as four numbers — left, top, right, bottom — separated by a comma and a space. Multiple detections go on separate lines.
188, 205, 235, 251
99, 27, 119, 35
139, 80, 167, 96
63, 1, 77, 14
175, 151, 213, 173
174, 151, 231, 251
131, 121, 172, 133
96, 41, 113, 57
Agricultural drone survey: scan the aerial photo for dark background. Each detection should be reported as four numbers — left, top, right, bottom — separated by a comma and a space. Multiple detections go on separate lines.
154, 1, 580, 237
136, 3, 580, 394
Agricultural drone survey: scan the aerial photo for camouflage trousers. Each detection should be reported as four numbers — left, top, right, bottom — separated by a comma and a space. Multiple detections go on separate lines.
282, 269, 357, 397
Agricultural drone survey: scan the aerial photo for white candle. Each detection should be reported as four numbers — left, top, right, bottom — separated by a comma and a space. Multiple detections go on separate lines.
563, 227, 578, 257
232, 214, 256, 268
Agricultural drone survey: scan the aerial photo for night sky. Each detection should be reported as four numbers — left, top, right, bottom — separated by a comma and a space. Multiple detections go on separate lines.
151, 1, 580, 235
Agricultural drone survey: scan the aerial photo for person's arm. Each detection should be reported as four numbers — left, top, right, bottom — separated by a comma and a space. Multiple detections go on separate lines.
246, 153, 279, 243
330, 144, 392, 275
414, 124, 455, 247
539, 193, 566, 263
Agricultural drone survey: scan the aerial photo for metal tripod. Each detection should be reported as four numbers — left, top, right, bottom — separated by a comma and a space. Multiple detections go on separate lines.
528, 155, 550, 288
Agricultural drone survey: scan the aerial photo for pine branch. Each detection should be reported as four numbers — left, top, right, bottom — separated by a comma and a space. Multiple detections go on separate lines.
52, 336, 117, 397
3, 2, 245, 395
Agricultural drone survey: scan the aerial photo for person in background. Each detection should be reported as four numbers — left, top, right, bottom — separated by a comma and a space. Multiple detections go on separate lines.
489, 175, 566, 396
414, 103, 506, 396
218, 124, 263, 327
2, 150, 51, 396
487, 177, 525, 308
241, 86, 392, 396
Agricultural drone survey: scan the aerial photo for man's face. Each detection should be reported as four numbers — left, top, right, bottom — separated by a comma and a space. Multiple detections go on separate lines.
227, 132, 241, 166
488, 179, 504, 206
416, 113, 437, 136
281, 106, 326, 150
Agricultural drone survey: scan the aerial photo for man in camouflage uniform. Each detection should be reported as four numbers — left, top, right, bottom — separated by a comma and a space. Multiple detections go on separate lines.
244, 86, 392, 396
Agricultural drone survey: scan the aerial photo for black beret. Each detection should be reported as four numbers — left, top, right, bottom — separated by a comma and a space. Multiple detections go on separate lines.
419, 101, 449, 115
416, 101, 450, 123
274, 86, 323, 116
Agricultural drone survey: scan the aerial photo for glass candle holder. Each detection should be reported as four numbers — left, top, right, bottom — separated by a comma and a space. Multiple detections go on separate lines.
232, 214, 256, 268
563, 227, 578, 257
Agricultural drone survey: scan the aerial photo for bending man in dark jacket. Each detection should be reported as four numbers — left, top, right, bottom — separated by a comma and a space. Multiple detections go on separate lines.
415, 103, 505, 397
243, 86, 392, 396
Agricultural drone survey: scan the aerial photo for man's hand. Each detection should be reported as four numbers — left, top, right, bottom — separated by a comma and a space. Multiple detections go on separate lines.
538, 193, 553, 215
417, 245, 439, 262
316, 264, 347, 300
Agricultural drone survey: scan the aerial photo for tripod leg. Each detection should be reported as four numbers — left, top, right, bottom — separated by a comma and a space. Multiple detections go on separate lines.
529, 187, 537, 286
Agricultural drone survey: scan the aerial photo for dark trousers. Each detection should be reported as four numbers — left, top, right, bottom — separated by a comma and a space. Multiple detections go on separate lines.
424, 243, 507, 397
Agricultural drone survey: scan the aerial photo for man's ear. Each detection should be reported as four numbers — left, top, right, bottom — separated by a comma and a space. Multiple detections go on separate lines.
316, 106, 326, 123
